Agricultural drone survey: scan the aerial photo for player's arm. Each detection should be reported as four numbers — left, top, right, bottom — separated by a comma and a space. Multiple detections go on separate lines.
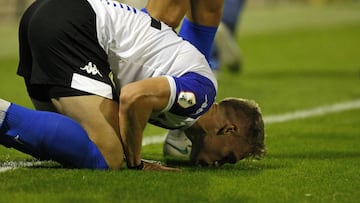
119, 77, 172, 170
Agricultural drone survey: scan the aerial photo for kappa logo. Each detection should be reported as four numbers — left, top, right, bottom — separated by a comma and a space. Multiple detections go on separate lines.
80, 62, 103, 77
177, 92, 196, 108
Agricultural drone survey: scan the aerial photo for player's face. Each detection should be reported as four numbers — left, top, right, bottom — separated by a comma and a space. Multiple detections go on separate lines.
190, 133, 252, 167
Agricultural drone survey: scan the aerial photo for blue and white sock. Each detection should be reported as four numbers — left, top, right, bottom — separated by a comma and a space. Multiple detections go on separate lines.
0, 102, 108, 169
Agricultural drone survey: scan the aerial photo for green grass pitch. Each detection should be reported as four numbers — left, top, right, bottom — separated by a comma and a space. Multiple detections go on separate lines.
0, 2, 360, 203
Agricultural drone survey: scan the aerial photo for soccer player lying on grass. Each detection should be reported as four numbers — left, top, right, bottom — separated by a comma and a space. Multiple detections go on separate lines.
0, 0, 265, 170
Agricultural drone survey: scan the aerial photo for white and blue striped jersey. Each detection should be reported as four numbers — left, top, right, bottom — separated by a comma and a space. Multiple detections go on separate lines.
87, 0, 217, 129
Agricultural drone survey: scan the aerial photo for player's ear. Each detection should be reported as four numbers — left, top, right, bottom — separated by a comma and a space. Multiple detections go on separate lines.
220, 124, 236, 135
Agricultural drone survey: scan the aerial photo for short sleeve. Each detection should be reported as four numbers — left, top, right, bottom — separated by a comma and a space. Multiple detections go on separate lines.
167, 72, 217, 119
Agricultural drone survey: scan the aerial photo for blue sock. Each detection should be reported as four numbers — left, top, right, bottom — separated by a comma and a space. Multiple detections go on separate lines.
0, 103, 108, 169
179, 18, 218, 64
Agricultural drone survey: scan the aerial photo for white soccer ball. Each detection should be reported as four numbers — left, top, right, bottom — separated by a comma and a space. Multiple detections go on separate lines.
163, 130, 192, 158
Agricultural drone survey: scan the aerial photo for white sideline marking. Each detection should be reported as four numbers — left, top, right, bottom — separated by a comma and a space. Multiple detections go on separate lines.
0, 161, 49, 173
0, 167, 12, 173
263, 99, 360, 124
1, 99, 360, 172
142, 134, 167, 146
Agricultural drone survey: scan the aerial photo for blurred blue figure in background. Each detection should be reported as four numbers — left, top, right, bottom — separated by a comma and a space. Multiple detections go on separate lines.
210, 0, 246, 73
222, 0, 246, 33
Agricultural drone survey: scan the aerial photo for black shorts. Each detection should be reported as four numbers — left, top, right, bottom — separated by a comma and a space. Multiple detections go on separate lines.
17, 0, 118, 102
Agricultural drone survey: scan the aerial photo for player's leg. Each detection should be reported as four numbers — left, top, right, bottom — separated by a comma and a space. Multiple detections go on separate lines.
179, 0, 224, 64
211, 0, 245, 72
140, 0, 220, 63
188, 0, 224, 26
144, 0, 189, 28
50, 95, 124, 169
25, 82, 124, 169
222, 0, 246, 34
23, 83, 125, 169
0, 98, 108, 169
15, 0, 124, 169
213, 22, 242, 72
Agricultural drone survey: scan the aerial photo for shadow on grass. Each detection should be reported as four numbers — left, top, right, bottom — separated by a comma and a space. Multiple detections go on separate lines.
9, 151, 353, 171
165, 158, 284, 173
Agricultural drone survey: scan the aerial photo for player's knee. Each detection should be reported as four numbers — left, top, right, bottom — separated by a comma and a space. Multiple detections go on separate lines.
99, 141, 125, 170
193, 0, 224, 12
190, 0, 223, 26
146, 0, 187, 28
164, 17, 182, 28
107, 157, 125, 170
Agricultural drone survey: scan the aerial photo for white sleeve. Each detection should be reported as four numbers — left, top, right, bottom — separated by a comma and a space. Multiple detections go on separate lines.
161, 75, 177, 113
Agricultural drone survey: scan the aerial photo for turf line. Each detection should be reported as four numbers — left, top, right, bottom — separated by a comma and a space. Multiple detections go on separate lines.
263, 99, 360, 124
0, 161, 50, 173
1, 99, 360, 172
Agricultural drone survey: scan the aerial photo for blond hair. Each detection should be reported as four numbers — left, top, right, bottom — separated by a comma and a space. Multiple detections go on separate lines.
219, 97, 266, 159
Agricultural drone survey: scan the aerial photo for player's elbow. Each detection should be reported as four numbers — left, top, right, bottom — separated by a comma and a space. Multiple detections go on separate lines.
119, 83, 148, 112
119, 84, 137, 109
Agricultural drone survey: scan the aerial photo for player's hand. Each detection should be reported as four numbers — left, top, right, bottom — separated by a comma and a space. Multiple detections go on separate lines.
142, 159, 181, 172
